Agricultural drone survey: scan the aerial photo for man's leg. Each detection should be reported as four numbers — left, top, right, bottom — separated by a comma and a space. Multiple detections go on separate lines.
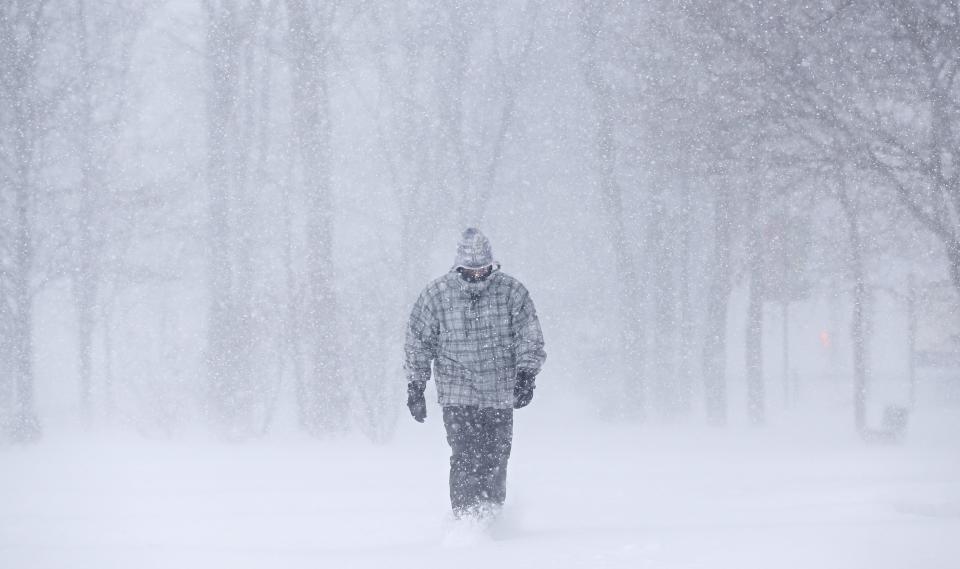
443, 406, 482, 517
478, 407, 514, 507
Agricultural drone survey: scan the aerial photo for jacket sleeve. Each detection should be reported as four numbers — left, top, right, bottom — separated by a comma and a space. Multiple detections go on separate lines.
404, 288, 439, 384
512, 285, 546, 374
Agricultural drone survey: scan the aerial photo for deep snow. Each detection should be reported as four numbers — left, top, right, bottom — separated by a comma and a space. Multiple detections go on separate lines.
2, 399, 959, 569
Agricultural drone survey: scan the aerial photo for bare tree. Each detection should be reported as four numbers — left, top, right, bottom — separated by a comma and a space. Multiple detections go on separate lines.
70, 0, 148, 426
0, 0, 56, 442
703, 0, 959, 298
429, 1, 541, 227
861, 1, 960, 296
367, 2, 438, 299
691, 0, 955, 431
836, 170, 872, 433
203, 0, 269, 437
745, 191, 767, 426
702, 181, 733, 426
579, 0, 648, 417
285, 0, 345, 435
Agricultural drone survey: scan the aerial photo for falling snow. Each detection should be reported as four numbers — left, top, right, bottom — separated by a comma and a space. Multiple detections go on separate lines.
1, 1, 958, 568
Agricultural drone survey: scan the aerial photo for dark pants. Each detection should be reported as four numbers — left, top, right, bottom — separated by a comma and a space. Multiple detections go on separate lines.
442, 406, 514, 516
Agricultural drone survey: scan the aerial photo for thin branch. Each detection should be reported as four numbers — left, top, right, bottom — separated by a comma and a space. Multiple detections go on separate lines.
867, 148, 955, 242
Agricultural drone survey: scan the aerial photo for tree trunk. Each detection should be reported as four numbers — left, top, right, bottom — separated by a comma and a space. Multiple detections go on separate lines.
702, 184, 732, 427
746, 247, 765, 426
74, 0, 97, 426
651, 194, 677, 418
907, 273, 917, 409
287, 0, 344, 435
204, 1, 250, 435
101, 299, 117, 421
947, 239, 960, 299
437, 7, 471, 228
5, 26, 43, 441
838, 184, 869, 435
850, 254, 868, 434
597, 91, 646, 418
676, 178, 695, 416
12, 149, 41, 442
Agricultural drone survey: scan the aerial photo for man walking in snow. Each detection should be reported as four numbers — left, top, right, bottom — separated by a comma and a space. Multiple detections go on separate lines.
404, 228, 546, 520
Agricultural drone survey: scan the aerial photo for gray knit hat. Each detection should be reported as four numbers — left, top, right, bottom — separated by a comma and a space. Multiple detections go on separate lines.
454, 227, 496, 269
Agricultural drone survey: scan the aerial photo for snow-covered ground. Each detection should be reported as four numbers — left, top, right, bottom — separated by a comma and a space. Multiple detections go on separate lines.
3, 401, 959, 569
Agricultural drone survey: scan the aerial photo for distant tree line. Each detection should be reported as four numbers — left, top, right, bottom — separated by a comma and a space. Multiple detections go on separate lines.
1, 0, 955, 442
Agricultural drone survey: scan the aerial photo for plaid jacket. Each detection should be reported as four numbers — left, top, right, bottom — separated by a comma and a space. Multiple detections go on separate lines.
404, 269, 546, 408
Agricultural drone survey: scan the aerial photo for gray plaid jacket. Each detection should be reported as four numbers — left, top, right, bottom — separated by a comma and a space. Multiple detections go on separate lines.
404, 270, 546, 408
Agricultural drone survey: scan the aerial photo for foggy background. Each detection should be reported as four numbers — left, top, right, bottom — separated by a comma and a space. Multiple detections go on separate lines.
1, 0, 958, 444
4, 1, 960, 567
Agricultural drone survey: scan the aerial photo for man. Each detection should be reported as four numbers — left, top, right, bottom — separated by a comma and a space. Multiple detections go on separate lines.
404, 228, 546, 520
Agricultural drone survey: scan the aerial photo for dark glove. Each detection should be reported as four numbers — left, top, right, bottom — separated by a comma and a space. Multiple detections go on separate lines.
407, 381, 427, 423
514, 369, 536, 409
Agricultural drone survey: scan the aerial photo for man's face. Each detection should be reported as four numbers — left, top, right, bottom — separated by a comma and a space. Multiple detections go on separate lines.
457, 265, 493, 283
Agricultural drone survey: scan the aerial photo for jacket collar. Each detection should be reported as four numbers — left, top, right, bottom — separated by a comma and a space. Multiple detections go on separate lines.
451, 266, 500, 297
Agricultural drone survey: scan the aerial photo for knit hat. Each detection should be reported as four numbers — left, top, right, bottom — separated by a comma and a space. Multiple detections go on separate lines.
454, 228, 496, 269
